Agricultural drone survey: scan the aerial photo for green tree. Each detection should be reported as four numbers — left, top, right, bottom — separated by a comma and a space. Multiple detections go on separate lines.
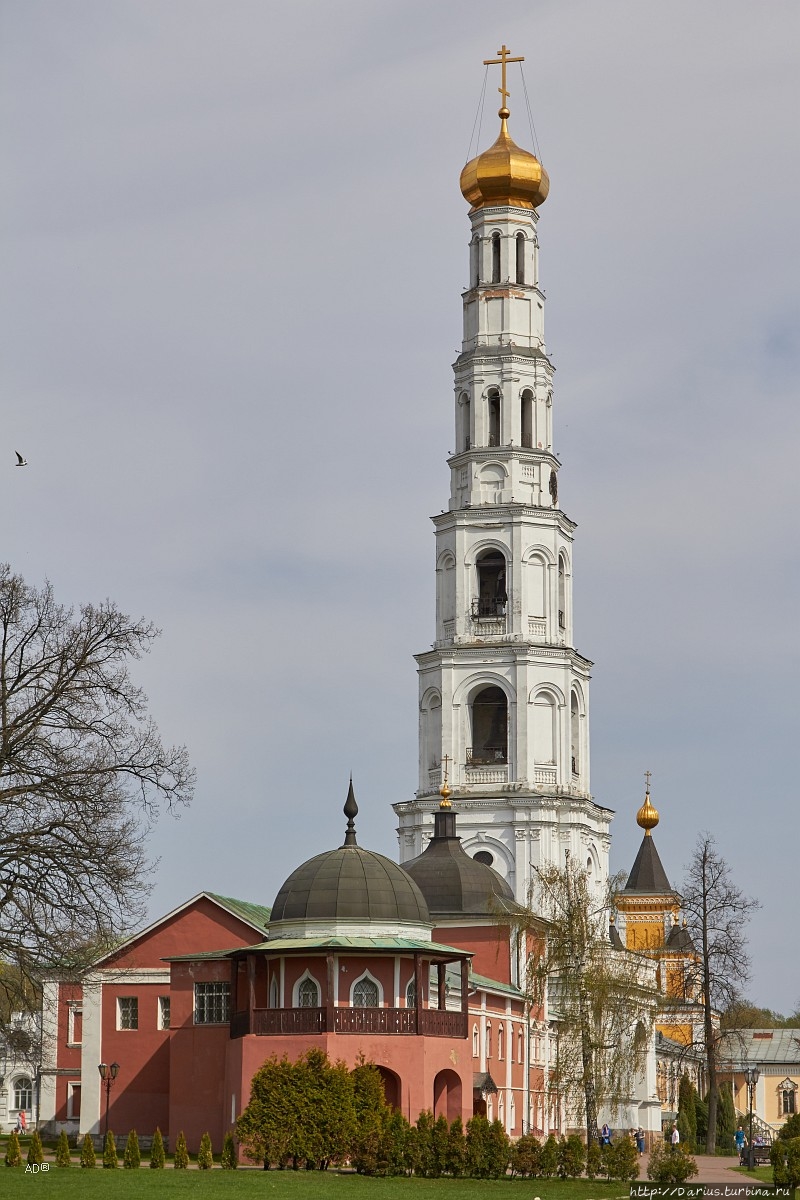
430, 1114, 449, 1177
149, 1128, 165, 1169
197, 1132, 213, 1169
485, 1119, 510, 1178
558, 1133, 586, 1178
465, 1114, 491, 1178
380, 1110, 412, 1176
351, 1058, 389, 1174
102, 1131, 118, 1168
586, 1140, 602, 1179
606, 1135, 640, 1181
0, 566, 194, 993
778, 1113, 800, 1142
220, 1130, 237, 1170
79, 1133, 96, 1168
445, 1115, 466, 1177
523, 855, 655, 1146
173, 1131, 189, 1169
716, 1079, 736, 1152
4, 1128, 22, 1167
539, 1132, 560, 1178
770, 1137, 800, 1191
411, 1109, 434, 1176
26, 1129, 44, 1165
647, 1141, 698, 1183
55, 1129, 71, 1167
123, 1129, 140, 1169
510, 1132, 541, 1178
677, 1073, 697, 1151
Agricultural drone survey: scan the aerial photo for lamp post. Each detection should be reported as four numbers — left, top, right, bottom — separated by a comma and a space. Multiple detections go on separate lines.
97, 1062, 120, 1136
744, 1065, 760, 1169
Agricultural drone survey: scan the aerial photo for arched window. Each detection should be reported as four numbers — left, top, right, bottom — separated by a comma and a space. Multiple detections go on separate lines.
780, 1080, 797, 1115
269, 975, 279, 1009
571, 692, 580, 777
521, 388, 534, 447
406, 978, 417, 1009
475, 548, 507, 618
14, 1077, 32, 1110
473, 1024, 479, 1057
470, 686, 508, 765
491, 232, 501, 283
509, 1095, 516, 1132
422, 691, 442, 770
471, 238, 480, 288
352, 974, 380, 1008
461, 392, 471, 450
488, 388, 501, 446
558, 556, 567, 628
497, 1024, 504, 1060
498, 1093, 505, 1126
515, 232, 525, 284
295, 974, 320, 1008
473, 849, 494, 866
485, 1021, 492, 1058
533, 692, 557, 766
518, 1029, 524, 1062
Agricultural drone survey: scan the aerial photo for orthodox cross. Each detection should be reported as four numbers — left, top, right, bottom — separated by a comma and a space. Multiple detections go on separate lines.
441, 754, 451, 786
644, 769, 652, 793
483, 43, 525, 111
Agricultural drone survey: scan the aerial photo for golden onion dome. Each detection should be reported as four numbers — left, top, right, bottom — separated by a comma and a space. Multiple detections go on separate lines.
460, 108, 549, 212
636, 780, 660, 836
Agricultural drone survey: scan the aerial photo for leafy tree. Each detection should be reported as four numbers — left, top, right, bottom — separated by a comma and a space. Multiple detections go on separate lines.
149, 1128, 165, 1168
444, 1115, 466, 1177
123, 1129, 140, 1169
539, 1132, 560, 1178
5, 1128, 22, 1167
679, 834, 759, 1153
677, 1073, 697, 1151
647, 1140, 698, 1183
558, 1133, 586, 1178
173, 1131, 189, 1169
197, 1132, 213, 1169
26, 1129, 44, 1165
523, 855, 655, 1146
0, 565, 194, 991
80, 1133, 96, 1168
510, 1132, 541, 1178
722, 1000, 800, 1030
102, 1131, 118, 1168
485, 1119, 510, 1178
55, 1129, 71, 1167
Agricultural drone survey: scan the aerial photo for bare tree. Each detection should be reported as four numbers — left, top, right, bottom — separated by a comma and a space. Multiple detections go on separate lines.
0, 564, 194, 994
680, 833, 759, 1154
522, 854, 656, 1146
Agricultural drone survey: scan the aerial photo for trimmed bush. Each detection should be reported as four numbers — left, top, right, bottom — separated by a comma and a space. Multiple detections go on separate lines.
103, 1131, 118, 1168
27, 1130, 45, 1165
771, 1137, 800, 1191
606, 1134, 640, 1181
510, 1132, 541, 1178
123, 1129, 141, 1169
174, 1130, 189, 1169
647, 1139, 698, 1183
485, 1119, 510, 1179
445, 1115, 466, 1178
221, 1130, 237, 1170
80, 1133, 96, 1168
465, 1114, 490, 1178
4, 1129, 22, 1167
55, 1129, 72, 1167
150, 1127, 165, 1169
558, 1133, 586, 1179
539, 1132, 559, 1178
410, 1110, 434, 1177
198, 1132, 213, 1170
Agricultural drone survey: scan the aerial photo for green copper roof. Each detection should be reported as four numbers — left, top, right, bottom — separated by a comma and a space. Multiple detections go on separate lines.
470, 971, 524, 998
207, 892, 271, 934
245, 935, 470, 956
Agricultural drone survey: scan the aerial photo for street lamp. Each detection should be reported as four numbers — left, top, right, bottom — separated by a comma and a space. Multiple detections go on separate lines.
744, 1065, 760, 1169
97, 1062, 120, 1136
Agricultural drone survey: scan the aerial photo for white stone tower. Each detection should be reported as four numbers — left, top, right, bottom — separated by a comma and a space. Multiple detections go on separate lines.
395, 49, 613, 903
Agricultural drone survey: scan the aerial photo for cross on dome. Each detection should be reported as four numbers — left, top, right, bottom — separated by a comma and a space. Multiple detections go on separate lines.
483, 43, 525, 117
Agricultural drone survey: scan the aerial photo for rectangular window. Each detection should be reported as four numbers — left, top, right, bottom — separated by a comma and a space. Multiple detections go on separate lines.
117, 996, 138, 1030
194, 982, 230, 1025
784, 1090, 796, 1115
67, 1082, 81, 1120
67, 1006, 83, 1045
158, 996, 170, 1030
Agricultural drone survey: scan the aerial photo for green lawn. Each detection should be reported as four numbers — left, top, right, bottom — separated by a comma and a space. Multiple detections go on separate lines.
0, 1169, 634, 1200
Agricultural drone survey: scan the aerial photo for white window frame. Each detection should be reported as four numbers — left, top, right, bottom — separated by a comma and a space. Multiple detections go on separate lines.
293, 971, 321, 1008
66, 1081, 81, 1120
350, 971, 382, 1008
158, 996, 171, 1030
194, 982, 231, 1025
117, 996, 138, 1030
67, 1005, 83, 1046
13, 1076, 33, 1110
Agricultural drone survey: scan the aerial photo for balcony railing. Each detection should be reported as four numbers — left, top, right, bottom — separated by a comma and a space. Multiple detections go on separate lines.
472, 597, 506, 619
467, 747, 507, 766
233, 1007, 467, 1039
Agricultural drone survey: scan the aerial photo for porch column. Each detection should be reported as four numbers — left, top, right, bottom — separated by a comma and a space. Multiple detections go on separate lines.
414, 954, 423, 1035
437, 962, 446, 1010
326, 953, 335, 1033
461, 958, 470, 1037
247, 955, 256, 1034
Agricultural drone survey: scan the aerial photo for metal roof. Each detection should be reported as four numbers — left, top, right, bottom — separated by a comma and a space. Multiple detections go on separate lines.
719, 1029, 800, 1066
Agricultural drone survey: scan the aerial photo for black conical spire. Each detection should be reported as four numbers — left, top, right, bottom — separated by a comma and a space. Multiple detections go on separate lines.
343, 777, 358, 847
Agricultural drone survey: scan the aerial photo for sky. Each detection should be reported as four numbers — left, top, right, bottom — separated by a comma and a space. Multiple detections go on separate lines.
1, 1, 798, 1011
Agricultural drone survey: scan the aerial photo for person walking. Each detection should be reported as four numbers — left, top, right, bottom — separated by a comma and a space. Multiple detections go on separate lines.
735, 1126, 746, 1163
636, 1126, 646, 1155
670, 1125, 680, 1153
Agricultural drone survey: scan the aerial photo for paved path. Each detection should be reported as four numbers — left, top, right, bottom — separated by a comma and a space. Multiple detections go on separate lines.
640, 1151, 755, 1185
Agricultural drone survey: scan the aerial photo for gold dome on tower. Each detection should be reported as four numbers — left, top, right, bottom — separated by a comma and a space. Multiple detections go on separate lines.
460, 44, 549, 212
636, 772, 660, 836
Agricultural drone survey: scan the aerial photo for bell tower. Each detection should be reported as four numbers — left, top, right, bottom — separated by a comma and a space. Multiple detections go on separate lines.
395, 48, 613, 903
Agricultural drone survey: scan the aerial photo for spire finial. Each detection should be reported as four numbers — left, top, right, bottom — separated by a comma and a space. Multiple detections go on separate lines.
483, 43, 524, 125
439, 754, 452, 808
636, 771, 660, 836
343, 776, 358, 847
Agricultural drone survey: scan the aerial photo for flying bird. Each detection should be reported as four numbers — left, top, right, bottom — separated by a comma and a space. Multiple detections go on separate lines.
15, 451, 28, 467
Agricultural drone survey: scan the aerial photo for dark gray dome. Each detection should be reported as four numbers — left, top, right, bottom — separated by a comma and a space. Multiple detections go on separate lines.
402, 809, 516, 917
270, 783, 430, 926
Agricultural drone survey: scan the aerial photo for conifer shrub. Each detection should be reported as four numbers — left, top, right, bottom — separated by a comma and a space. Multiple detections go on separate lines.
510, 1132, 541, 1178
351, 1058, 390, 1174
485, 1119, 510, 1178
444, 1115, 466, 1177
123, 1129, 141, 1169
716, 1081, 736, 1153
539, 1131, 559, 1177
150, 1127, 166, 1169
103, 1131, 118, 1168
606, 1134, 640, 1181
80, 1133, 96, 1168
55, 1129, 72, 1167
586, 1140, 602, 1179
677, 1073, 698, 1151
410, 1110, 434, 1176
221, 1130, 237, 1170
380, 1110, 412, 1176
778, 1113, 800, 1142
771, 1137, 800, 1191
26, 1130, 44, 1165
465, 1114, 491, 1178
174, 1130, 189, 1169
430, 1114, 449, 1177
647, 1139, 698, 1183
197, 1132, 213, 1169
4, 1128, 22, 1167
558, 1133, 586, 1178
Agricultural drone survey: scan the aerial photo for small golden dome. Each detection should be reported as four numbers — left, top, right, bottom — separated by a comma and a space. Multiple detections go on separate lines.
636, 779, 660, 836
460, 111, 549, 212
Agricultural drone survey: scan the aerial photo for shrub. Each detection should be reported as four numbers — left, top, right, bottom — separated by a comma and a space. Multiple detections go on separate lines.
716, 1081, 736, 1153
695, 1096, 709, 1146
558, 1133, 586, 1179
123, 1129, 141, 1169
465, 1114, 491, 1178
80, 1133, 96, 1168
197, 1132, 213, 1170
351, 1058, 390, 1175
150, 1127, 165, 1169
510, 1132, 541, 1178
103, 1131, 118, 1168
606, 1134, 640, 1181
586, 1140, 602, 1180
429, 1114, 449, 1177
55, 1129, 71, 1167
27, 1130, 44, 1165
174, 1130, 189, 1169
677, 1073, 698, 1152
771, 1137, 800, 1191
410, 1109, 434, 1176
445, 1115, 466, 1177
485, 1119, 510, 1179
379, 1110, 412, 1176
221, 1130, 237, 1170
778, 1113, 800, 1142
647, 1139, 698, 1183
539, 1132, 559, 1178
4, 1129, 22, 1167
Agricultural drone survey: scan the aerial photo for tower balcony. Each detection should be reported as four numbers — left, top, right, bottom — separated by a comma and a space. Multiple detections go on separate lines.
470, 597, 507, 637
466, 747, 509, 785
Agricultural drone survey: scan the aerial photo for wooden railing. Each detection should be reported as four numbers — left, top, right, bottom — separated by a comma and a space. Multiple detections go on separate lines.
232, 1007, 467, 1039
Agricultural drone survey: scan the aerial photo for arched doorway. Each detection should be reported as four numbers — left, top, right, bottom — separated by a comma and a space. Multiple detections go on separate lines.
376, 1065, 401, 1111
433, 1068, 462, 1121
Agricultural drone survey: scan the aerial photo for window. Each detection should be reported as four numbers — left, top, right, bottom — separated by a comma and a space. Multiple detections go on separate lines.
475, 548, 507, 617
515, 232, 525, 284
352, 976, 380, 1008
269, 975, 279, 1009
117, 997, 138, 1030
67, 1082, 81, 1120
474, 850, 494, 867
782, 1087, 797, 1115
488, 389, 501, 446
571, 692, 580, 776
521, 389, 534, 447
470, 686, 508, 765
296, 977, 320, 1008
67, 1006, 82, 1045
486, 1022, 492, 1058
491, 232, 501, 283
158, 996, 170, 1030
473, 1025, 479, 1057
498, 1024, 504, 1060
406, 978, 417, 1009
14, 1077, 32, 1110
518, 1029, 524, 1063
194, 982, 231, 1025
461, 392, 471, 451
